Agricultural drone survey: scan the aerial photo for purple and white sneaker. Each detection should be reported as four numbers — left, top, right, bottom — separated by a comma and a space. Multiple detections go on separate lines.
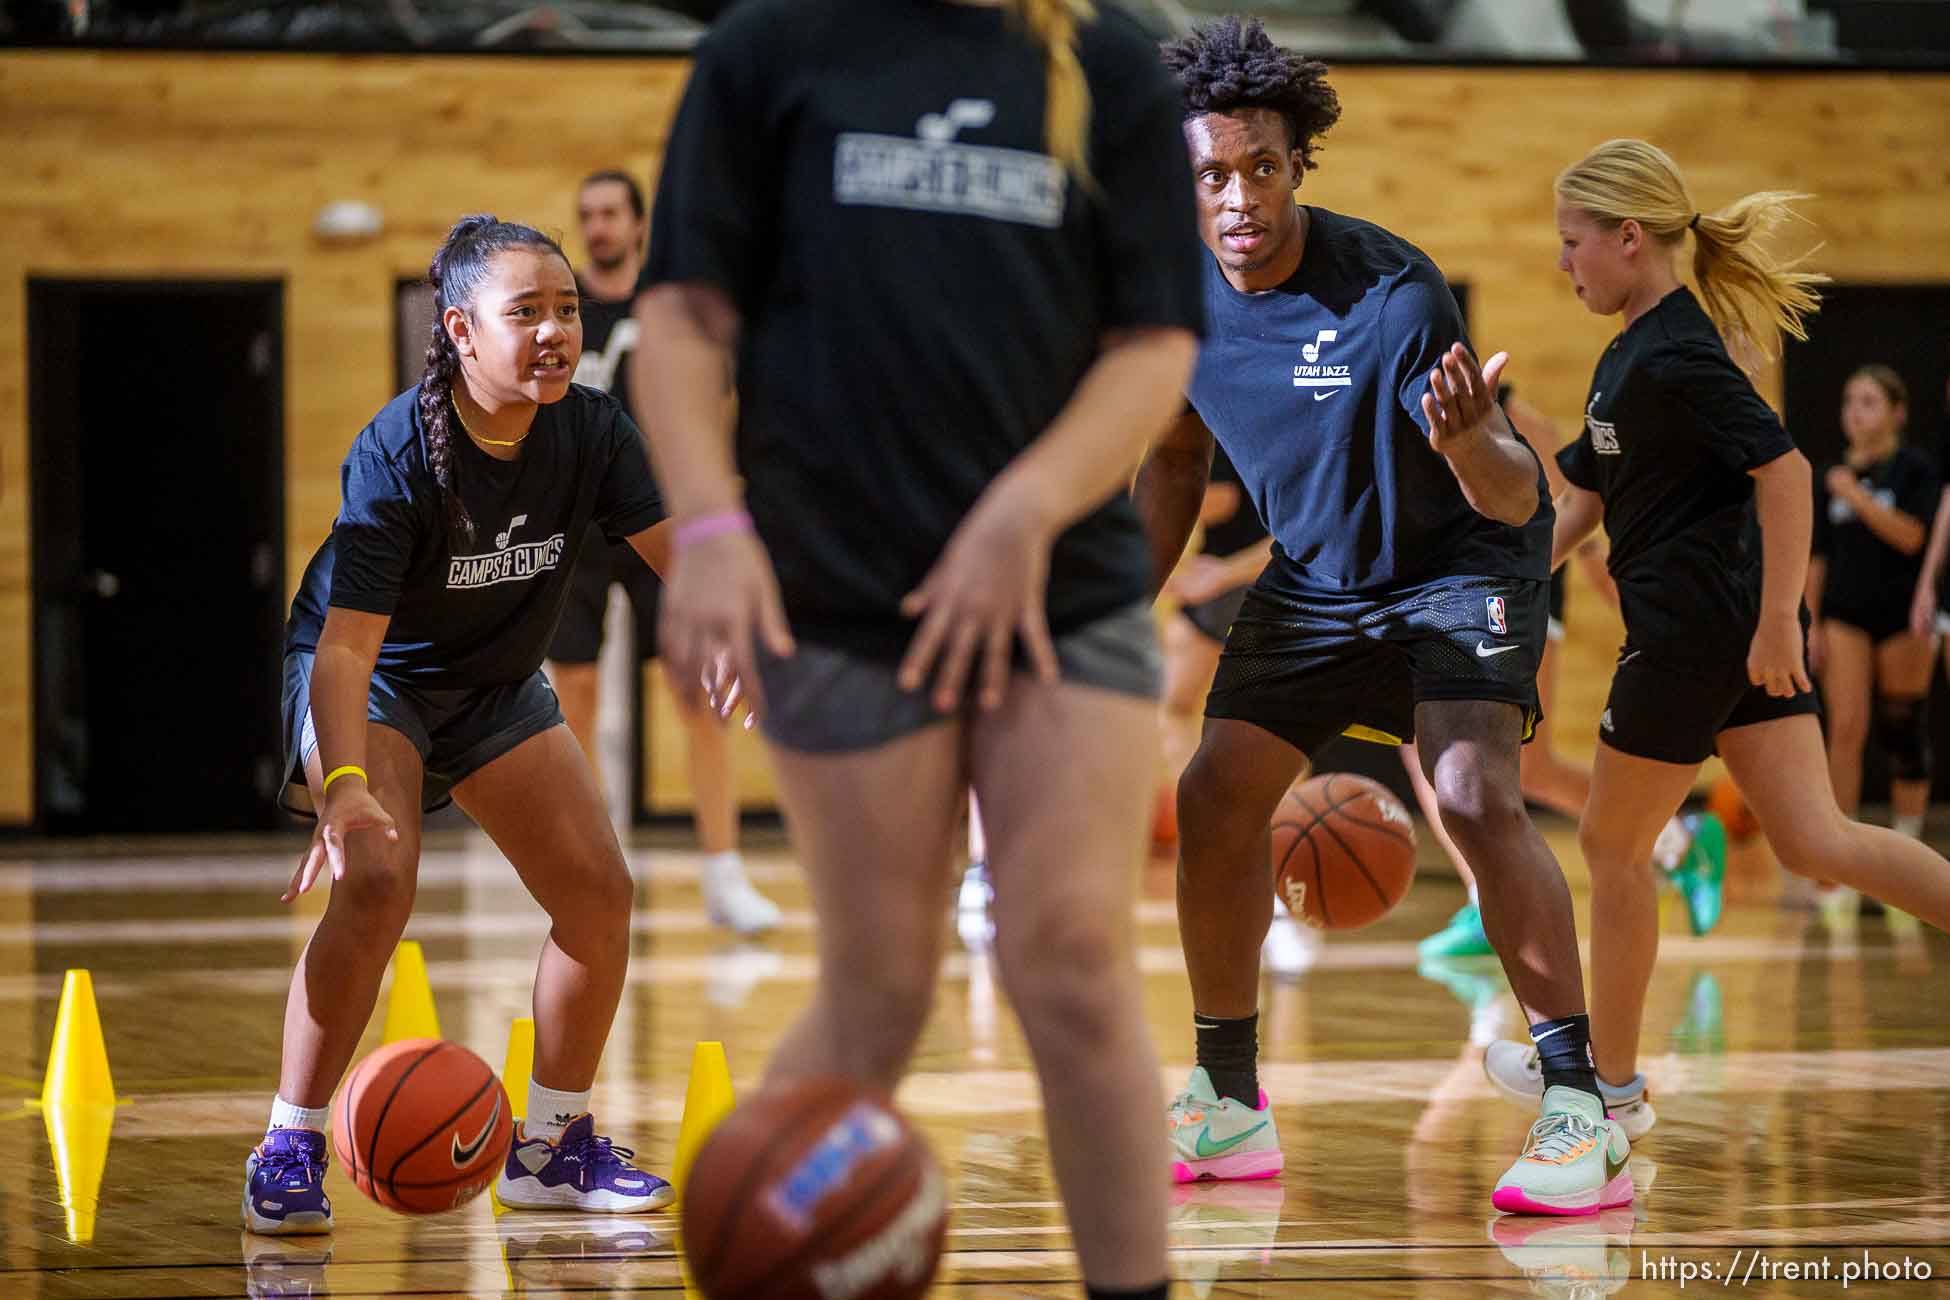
242, 1128, 333, 1235
494, 1114, 673, 1213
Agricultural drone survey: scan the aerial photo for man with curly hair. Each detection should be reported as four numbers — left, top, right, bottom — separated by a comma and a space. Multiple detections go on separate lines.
1134, 16, 1629, 1217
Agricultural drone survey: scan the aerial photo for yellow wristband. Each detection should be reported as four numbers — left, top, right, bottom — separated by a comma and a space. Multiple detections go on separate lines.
321, 764, 368, 796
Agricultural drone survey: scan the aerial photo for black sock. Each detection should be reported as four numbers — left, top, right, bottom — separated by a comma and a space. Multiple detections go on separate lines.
1529, 1013, 1601, 1102
1194, 1012, 1259, 1106
1087, 1284, 1169, 1300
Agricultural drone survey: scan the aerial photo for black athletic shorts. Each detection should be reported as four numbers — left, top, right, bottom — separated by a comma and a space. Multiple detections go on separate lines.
1597, 641, 1821, 766
1547, 568, 1568, 642
1181, 586, 1250, 646
548, 524, 662, 664
279, 651, 563, 817
1821, 600, 1911, 645
1204, 563, 1545, 757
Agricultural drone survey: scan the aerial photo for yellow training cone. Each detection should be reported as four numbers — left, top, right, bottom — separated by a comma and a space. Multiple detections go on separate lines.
381, 941, 441, 1043
42, 1099, 115, 1244
671, 1041, 735, 1202
41, 969, 116, 1111
501, 1017, 535, 1122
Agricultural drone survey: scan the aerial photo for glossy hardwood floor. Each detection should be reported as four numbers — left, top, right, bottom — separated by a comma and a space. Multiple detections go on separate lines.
2, 818, 1946, 1298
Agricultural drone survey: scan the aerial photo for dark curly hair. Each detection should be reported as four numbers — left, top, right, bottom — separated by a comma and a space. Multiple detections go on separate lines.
1161, 16, 1341, 171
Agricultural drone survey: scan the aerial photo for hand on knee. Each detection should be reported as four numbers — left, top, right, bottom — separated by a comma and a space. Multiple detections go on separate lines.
334, 860, 417, 937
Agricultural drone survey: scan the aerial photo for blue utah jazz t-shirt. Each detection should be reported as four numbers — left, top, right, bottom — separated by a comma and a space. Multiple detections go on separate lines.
1188, 207, 1551, 593
286, 384, 665, 686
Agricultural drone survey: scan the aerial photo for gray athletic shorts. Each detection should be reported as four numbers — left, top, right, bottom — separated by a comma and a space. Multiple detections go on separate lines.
757, 603, 1161, 754
280, 651, 564, 817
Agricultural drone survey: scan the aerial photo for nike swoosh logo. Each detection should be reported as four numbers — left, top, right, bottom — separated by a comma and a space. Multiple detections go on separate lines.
1475, 643, 1521, 658
1312, 391, 1336, 401
1193, 1121, 1268, 1158
451, 1095, 503, 1167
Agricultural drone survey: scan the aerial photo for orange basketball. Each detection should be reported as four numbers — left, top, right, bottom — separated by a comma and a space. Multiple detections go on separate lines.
683, 1077, 948, 1300
331, 1038, 512, 1215
1271, 772, 1417, 930
1706, 773, 1761, 843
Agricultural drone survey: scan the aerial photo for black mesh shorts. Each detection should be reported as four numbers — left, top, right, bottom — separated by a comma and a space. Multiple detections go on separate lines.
1205, 568, 1545, 757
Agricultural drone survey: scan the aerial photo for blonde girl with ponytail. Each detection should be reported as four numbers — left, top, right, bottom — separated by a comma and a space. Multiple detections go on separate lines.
1482, 139, 1950, 1131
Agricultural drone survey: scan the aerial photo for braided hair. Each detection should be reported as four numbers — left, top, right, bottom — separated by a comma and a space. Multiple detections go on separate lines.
417, 214, 571, 550
1160, 16, 1341, 171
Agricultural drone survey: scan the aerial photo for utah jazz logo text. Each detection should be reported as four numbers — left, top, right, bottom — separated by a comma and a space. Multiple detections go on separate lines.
1293, 329, 1352, 400
448, 514, 566, 590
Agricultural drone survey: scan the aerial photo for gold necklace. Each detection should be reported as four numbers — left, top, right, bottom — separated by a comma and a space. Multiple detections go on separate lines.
452, 396, 530, 448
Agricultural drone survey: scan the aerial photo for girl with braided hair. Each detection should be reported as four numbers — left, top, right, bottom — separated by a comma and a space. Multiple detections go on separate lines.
246, 215, 676, 1234
634, 0, 1202, 1293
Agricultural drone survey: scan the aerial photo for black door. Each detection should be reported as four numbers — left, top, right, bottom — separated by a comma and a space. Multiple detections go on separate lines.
30, 281, 286, 832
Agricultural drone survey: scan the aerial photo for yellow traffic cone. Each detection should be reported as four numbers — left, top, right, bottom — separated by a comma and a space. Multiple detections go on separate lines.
489, 1014, 535, 1217
501, 1017, 535, 1122
381, 941, 441, 1043
671, 1041, 735, 1203
42, 1098, 115, 1244
41, 969, 116, 1111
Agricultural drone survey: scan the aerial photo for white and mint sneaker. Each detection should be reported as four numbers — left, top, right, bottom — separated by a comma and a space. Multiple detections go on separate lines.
1492, 1086, 1633, 1216
1167, 1066, 1283, 1184
1482, 1040, 1657, 1141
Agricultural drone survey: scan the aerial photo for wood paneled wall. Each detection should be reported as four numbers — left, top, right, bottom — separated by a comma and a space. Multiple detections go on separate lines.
3, 51, 1948, 823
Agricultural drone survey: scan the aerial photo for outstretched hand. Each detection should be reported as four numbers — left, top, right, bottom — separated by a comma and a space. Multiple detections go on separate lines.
1422, 344, 1510, 457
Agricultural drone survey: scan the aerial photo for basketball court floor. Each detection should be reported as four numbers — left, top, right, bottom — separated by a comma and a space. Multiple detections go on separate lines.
3, 820, 1947, 1297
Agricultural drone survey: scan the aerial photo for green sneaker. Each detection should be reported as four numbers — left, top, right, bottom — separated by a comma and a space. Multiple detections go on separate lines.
1167, 1066, 1282, 1184
1492, 1086, 1634, 1216
1668, 813, 1726, 937
1419, 902, 1493, 958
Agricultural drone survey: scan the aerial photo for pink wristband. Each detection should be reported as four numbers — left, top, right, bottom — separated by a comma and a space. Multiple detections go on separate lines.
674, 508, 754, 551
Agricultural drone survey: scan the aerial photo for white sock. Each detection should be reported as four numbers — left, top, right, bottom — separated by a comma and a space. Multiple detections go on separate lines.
268, 1095, 330, 1135
701, 850, 744, 880
1466, 882, 1479, 906
1895, 813, 1926, 840
524, 1081, 592, 1142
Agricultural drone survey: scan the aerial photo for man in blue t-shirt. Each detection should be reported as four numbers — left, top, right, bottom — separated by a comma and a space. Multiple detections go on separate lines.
1135, 17, 1621, 1216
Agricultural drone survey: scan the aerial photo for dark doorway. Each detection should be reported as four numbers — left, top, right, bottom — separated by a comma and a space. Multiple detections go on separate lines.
30, 280, 286, 832
1784, 282, 1950, 802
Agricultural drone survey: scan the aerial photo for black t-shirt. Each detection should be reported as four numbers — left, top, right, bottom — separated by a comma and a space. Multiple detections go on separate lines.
572, 290, 639, 411
287, 385, 666, 686
1200, 443, 1268, 558
1558, 288, 1795, 659
1813, 445, 1940, 624
1186, 207, 1551, 593
641, 0, 1204, 659
569, 287, 659, 578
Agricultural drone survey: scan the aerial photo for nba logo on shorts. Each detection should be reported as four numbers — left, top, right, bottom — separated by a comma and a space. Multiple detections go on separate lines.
1485, 596, 1508, 635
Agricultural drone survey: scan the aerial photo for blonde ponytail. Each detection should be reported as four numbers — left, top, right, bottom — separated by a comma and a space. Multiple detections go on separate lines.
1556, 138, 1827, 355
1009, 0, 1095, 183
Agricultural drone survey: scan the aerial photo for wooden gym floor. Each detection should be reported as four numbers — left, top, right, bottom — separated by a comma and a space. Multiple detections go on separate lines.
2, 820, 1947, 1298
